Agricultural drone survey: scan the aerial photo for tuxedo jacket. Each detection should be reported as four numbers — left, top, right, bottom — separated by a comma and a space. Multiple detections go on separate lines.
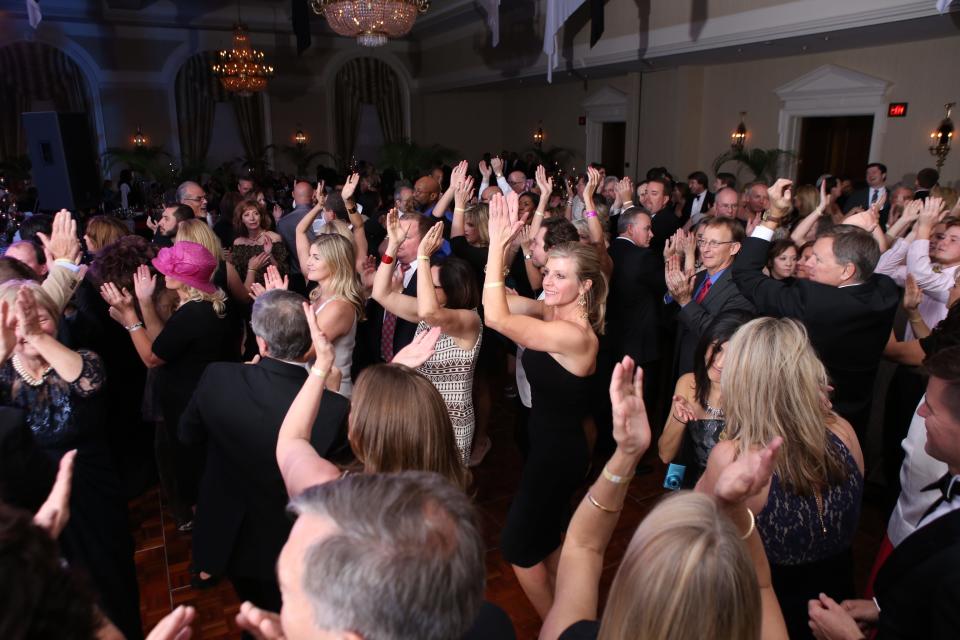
731, 236, 898, 433
673, 269, 754, 377
873, 508, 960, 638
358, 270, 419, 366
682, 190, 715, 219
607, 238, 666, 364
179, 358, 350, 580
649, 207, 687, 256
843, 187, 892, 227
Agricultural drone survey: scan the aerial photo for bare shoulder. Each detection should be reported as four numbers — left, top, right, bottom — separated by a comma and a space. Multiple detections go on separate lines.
674, 372, 697, 397
826, 413, 862, 458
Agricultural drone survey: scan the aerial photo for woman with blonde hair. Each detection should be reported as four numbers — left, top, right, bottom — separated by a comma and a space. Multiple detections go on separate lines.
698, 317, 864, 639
275, 305, 466, 496
482, 191, 608, 617
294, 175, 369, 277
175, 219, 249, 303
541, 356, 788, 640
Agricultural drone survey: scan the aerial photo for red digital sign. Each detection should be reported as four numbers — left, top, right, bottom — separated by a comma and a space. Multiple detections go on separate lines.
888, 103, 908, 118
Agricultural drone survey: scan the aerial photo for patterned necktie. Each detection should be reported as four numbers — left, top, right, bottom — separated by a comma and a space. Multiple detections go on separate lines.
695, 277, 712, 304
918, 472, 958, 524
870, 189, 879, 205
381, 263, 411, 362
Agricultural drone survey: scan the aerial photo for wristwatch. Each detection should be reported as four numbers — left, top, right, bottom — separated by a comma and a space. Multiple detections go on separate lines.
761, 211, 785, 223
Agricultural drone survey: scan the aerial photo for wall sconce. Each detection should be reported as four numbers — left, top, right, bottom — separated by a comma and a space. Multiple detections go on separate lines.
731, 111, 747, 151
533, 122, 544, 148
132, 125, 147, 148
294, 127, 308, 148
929, 102, 955, 172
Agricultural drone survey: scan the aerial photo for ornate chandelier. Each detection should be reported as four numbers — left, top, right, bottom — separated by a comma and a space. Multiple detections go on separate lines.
212, 25, 275, 97
310, 0, 431, 47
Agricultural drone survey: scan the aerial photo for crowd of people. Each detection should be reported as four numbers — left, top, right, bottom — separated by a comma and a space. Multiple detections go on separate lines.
0, 149, 958, 640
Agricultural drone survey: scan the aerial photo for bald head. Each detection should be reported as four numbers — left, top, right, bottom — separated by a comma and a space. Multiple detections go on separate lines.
413, 176, 440, 209
714, 187, 739, 218
293, 181, 315, 207
507, 171, 526, 194
480, 185, 502, 203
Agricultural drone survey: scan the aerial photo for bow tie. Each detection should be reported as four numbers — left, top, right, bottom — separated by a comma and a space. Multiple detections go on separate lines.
918, 472, 959, 524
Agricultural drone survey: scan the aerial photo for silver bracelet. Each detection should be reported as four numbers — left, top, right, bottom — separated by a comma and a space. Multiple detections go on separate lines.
125, 322, 144, 332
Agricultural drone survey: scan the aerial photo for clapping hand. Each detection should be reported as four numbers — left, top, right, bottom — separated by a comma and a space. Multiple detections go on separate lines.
247, 251, 271, 275
843, 207, 880, 233
817, 179, 830, 212
608, 356, 651, 459
14, 286, 44, 340
263, 265, 288, 291
37, 209, 81, 264
392, 325, 441, 368
535, 165, 553, 195
454, 175, 475, 210
487, 192, 525, 251
235, 601, 285, 640
99, 282, 137, 325
712, 436, 783, 505
665, 254, 696, 306
449, 160, 468, 190
491, 156, 504, 177
341, 173, 360, 202
917, 196, 945, 236
617, 177, 634, 207
478, 160, 492, 180
766, 179, 793, 217
418, 221, 445, 258
903, 274, 922, 313
585, 166, 601, 201
385, 208, 406, 250
133, 265, 156, 302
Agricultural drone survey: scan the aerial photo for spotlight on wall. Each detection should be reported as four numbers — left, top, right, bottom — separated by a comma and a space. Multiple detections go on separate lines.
731, 111, 747, 151
929, 102, 955, 172
132, 125, 147, 148
533, 122, 544, 148
294, 127, 308, 148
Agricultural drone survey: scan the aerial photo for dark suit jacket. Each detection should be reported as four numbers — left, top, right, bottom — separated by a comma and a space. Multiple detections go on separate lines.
179, 358, 350, 580
843, 187, 892, 227
673, 269, 754, 377
873, 508, 960, 638
731, 236, 898, 433
649, 207, 688, 256
607, 237, 666, 364
0, 407, 55, 513
682, 190, 715, 219
358, 268, 419, 366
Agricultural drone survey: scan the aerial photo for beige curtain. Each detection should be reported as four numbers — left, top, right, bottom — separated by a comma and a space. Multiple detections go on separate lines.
0, 42, 94, 159
334, 58, 405, 165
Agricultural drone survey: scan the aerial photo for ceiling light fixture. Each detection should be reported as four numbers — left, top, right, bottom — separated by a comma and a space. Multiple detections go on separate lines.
311, 0, 430, 47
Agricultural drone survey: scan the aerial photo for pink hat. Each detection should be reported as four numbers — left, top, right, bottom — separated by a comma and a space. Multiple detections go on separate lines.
151, 241, 218, 294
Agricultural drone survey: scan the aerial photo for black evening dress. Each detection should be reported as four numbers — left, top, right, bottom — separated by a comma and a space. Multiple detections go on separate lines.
0, 350, 143, 639
501, 348, 590, 567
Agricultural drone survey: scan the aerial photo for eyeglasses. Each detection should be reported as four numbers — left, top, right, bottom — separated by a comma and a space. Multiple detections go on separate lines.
182, 195, 207, 202
697, 239, 736, 249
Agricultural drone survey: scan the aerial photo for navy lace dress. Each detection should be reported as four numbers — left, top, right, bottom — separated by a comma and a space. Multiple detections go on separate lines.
0, 351, 143, 639
757, 431, 863, 640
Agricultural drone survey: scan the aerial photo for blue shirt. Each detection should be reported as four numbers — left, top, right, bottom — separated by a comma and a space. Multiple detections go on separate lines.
664, 268, 726, 307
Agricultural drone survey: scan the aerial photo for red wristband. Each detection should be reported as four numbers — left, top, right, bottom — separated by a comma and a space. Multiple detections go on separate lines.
381, 254, 394, 265
585, 210, 598, 218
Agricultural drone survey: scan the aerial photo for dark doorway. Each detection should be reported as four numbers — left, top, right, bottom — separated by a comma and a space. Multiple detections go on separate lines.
797, 115, 873, 186
601, 121, 626, 176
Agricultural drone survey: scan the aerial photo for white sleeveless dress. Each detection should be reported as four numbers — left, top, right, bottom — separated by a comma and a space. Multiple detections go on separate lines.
315, 298, 357, 398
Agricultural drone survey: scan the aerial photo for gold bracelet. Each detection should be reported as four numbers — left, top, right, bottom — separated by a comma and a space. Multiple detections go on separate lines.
417, 255, 431, 262
601, 466, 633, 485
534, 211, 544, 217
739, 507, 755, 540
484, 281, 504, 289
587, 492, 621, 513
454, 207, 466, 213
310, 366, 328, 378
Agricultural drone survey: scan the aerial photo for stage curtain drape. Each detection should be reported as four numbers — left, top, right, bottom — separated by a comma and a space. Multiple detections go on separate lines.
231, 93, 266, 163
0, 41, 94, 159
334, 58, 405, 165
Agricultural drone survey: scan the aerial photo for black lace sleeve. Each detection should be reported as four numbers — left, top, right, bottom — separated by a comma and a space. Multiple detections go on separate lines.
70, 350, 106, 398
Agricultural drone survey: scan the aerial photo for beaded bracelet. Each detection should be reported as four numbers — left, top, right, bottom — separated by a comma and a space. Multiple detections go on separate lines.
125, 322, 144, 333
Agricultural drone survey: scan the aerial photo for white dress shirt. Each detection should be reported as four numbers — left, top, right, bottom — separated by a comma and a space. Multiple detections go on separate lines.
689, 191, 707, 216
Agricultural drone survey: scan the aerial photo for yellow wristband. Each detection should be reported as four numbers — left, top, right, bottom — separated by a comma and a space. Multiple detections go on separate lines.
454, 207, 466, 213
310, 366, 328, 378
484, 281, 504, 289
601, 466, 633, 485
534, 211, 544, 217
417, 255, 430, 262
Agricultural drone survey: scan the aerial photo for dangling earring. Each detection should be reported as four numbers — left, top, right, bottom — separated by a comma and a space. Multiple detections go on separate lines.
577, 292, 588, 319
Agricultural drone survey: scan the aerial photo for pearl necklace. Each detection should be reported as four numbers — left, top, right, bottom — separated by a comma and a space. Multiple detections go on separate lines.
11, 354, 53, 387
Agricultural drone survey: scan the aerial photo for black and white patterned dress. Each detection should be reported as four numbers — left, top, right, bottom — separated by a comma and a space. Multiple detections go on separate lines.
414, 317, 482, 464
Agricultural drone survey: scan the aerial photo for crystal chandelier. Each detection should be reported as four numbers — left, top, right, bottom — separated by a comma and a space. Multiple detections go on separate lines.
212, 25, 275, 97
311, 0, 431, 47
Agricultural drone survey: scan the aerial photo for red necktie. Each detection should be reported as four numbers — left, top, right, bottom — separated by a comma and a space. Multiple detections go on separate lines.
381, 263, 411, 362
695, 277, 712, 304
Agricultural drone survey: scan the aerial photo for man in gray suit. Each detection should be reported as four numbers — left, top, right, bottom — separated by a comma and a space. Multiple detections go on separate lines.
667, 216, 754, 377
277, 180, 316, 292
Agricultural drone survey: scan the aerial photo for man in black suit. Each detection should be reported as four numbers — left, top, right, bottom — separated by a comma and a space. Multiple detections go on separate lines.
607, 207, 666, 415
808, 345, 960, 639
358, 213, 432, 368
843, 162, 892, 227
179, 290, 349, 612
682, 171, 714, 221
914, 166, 939, 201
668, 216, 754, 379
732, 179, 898, 436
643, 177, 686, 255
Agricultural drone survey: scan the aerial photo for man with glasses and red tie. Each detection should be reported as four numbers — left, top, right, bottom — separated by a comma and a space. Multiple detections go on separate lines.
666, 216, 754, 378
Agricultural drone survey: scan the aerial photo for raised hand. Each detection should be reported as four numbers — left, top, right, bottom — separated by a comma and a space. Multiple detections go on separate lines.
766, 178, 793, 216
133, 264, 156, 302
746, 211, 762, 236
235, 601, 285, 640
14, 285, 43, 340
33, 449, 76, 538
0, 300, 17, 363
491, 156, 504, 176
617, 177, 634, 206
478, 159, 491, 180
272, 203, 283, 223
535, 165, 552, 195
385, 208, 406, 249
36, 208, 81, 263
585, 166, 601, 200
843, 207, 879, 233
263, 265, 288, 291
99, 282, 136, 316
608, 356, 651, 459
918, 196, 945, 234
818, 178, 830, 211
418, 221, 445, 258
663, 233, 677, 260
665, 254, 695, 306
487, 193, 525, 251
903, 273, 922, 313
392, 325, 441, 368
302, 302, 335, 374
713, 436, 782, 504
449, 160, 468, 190
146, 216, 158, 233
341, 173, 360, 201
145, 605, 196, 640
248, 282, 266, 300
454, 176, 475, 210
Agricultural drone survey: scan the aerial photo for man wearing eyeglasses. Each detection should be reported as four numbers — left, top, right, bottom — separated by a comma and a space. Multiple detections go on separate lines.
176, 181, 209, 222
668, 217, 754, 377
